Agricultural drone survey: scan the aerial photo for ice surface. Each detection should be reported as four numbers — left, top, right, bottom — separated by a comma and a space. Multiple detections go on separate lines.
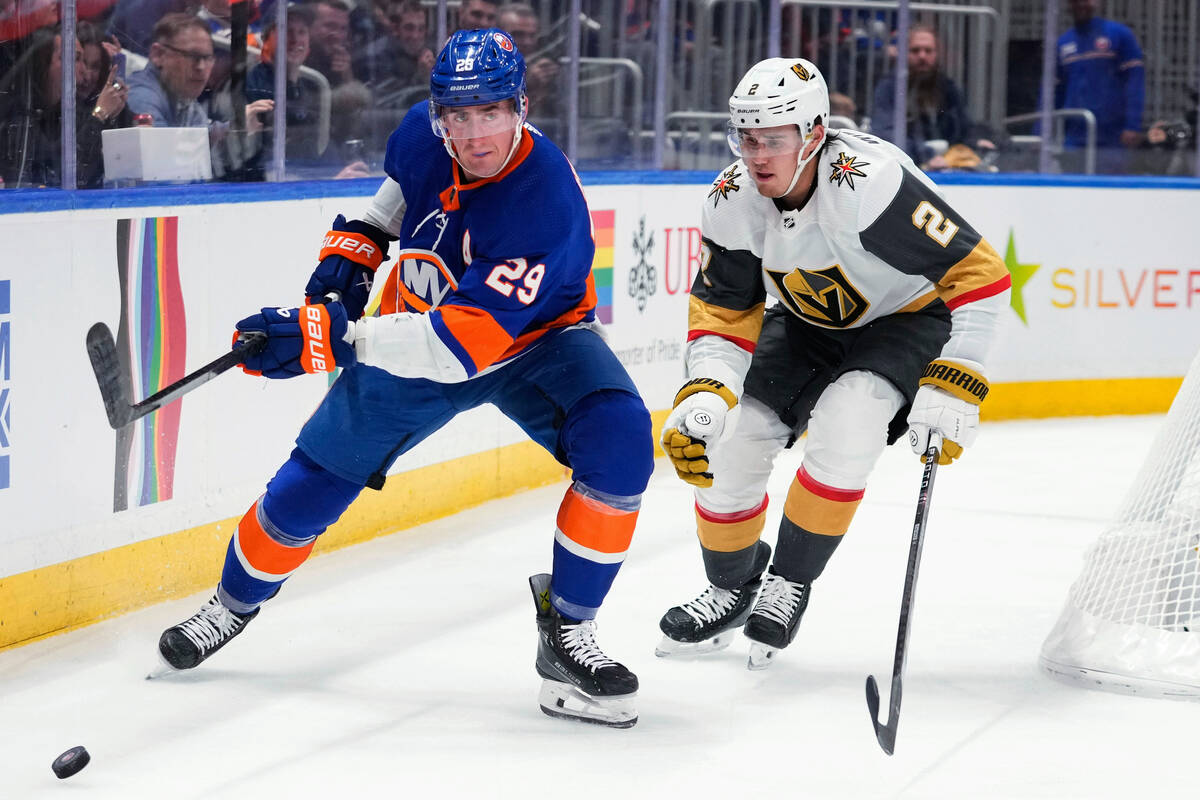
2, 416, 1195, 799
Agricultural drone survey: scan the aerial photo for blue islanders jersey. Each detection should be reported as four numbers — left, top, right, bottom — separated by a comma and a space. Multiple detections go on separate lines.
1055, 18, 1145, 147
376, 101, 598, 379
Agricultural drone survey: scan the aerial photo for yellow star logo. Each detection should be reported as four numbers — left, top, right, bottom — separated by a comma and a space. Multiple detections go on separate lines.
1004, 229, 1039, 325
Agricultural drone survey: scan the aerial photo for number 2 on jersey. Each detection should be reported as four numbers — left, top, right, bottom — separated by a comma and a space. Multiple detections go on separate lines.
485, 257, 546, 304
911, 201, 959, 247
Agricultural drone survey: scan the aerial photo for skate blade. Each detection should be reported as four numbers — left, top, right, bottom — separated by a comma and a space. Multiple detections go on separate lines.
538, 680, 637, 728
746, 642, 779, 671
146, 652, 185, 680
654, 629, 737, 658
146, 662, 176, 680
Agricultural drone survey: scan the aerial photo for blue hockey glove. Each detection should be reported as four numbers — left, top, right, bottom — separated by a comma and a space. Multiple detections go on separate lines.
305, 215, 391, 320
236, 302, 356, 379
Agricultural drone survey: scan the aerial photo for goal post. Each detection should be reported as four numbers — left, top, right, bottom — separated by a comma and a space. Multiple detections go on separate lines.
1040, 351, 1200, 699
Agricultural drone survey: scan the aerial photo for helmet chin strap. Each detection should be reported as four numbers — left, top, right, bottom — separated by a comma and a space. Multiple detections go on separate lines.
776, 129, 825, 197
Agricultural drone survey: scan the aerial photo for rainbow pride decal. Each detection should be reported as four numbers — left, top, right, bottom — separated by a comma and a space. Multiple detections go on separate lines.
591, 209, 614, 324
114, 217, 187, 509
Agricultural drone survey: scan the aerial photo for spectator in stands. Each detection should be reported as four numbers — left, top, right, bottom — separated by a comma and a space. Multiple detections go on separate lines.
1142, 88, 1196, 177
77, 22, 123, 101
246, 4, 321, 158
127, 13, 274, 178
245, 4, 368, 178
300, 0, 371, 154
1052, 0, 1145, 174
302, 0, 359, 85
354, 0, 433, 94
828, 91, 858, 129
347, 0, 390, 55
0, 25, 127, 188
106, 0, 191, 54
457, 0, 497, 31
498, 3, 559, 121
869, 24, 993, 169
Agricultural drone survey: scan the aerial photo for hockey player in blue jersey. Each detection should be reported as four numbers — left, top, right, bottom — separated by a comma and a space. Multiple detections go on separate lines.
157, 28, 653, 728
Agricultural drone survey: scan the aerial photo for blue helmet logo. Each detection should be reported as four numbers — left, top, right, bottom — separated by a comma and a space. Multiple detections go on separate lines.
431, 28, 527, 108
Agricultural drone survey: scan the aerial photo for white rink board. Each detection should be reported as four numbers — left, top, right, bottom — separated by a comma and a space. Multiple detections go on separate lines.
0, 179, 1197, 577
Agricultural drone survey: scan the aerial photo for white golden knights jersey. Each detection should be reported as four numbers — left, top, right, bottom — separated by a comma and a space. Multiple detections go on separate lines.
686, 128, 1012, 396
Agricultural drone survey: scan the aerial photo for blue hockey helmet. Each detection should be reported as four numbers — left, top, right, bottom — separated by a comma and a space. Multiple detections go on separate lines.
429, 28, 529, 177
430, 28, 527, 110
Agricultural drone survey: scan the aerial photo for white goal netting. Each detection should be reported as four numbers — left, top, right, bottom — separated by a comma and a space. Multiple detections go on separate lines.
1040, 351, 1200, 700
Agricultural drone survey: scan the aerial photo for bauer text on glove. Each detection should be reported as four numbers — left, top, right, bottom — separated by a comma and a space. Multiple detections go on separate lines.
305, 215, 391, 320
906, 358, 988, 465
661, 378, 738, 487
236, 302, 356, 379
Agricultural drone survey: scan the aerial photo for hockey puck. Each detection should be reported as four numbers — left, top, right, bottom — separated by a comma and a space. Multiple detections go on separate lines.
51, 746, 90, 779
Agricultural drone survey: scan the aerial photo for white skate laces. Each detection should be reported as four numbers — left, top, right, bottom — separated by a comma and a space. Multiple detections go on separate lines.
680, 585, 741, 625
753, 573, 806, 626
559, 620, 617, 673
177, 598, 242, 654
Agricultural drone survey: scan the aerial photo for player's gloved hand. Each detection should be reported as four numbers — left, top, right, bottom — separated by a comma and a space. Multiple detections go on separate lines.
661, 378, 738, 488
236, 302, 356, 379
305, 215, 390, 321
907, 358, 989, 465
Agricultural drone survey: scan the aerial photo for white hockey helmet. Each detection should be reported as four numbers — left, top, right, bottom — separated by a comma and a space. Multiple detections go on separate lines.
727, 58, 830, 194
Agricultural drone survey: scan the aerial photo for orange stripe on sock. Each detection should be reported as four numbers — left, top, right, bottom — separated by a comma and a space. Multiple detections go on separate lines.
235, 503, 316, 577
784, 468, 862, 537
556, 488, 637, 555
696, 496, 769, 553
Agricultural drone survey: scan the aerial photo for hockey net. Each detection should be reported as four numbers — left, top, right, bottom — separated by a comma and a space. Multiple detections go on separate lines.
1040, 350, 1200, 699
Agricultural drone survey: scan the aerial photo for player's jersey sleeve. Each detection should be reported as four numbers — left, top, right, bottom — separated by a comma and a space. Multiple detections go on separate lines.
362, 177, 407, 237
428, 222, 593, 378
1114, 22, 1145, 132
857, 159, 1010, 368
684, 165, 769, 397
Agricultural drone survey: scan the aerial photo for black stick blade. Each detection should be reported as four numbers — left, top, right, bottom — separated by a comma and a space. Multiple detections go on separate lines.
865, 674, 896, 755
85, 322, 131, 429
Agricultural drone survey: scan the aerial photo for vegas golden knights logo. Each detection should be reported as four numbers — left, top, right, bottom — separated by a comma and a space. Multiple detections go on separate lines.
791, 63, 813, 81
765, 265, 869, 328
708, 164, 742, 206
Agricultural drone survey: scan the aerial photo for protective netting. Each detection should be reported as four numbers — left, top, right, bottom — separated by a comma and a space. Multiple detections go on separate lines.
1040, 351, 1200, 699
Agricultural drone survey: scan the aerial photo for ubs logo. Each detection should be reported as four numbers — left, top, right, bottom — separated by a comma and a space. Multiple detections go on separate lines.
0, 280, 10, 490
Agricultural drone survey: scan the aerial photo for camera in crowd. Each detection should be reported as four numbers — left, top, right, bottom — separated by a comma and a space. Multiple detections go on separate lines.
1157, 121, 1194, 146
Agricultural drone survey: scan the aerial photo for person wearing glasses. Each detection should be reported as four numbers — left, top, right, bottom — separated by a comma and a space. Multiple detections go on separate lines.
127, 13, 273, 146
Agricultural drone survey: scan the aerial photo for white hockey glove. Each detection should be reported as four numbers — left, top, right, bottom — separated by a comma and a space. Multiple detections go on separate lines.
661, 378, 738, 487
907, 358, 990, 465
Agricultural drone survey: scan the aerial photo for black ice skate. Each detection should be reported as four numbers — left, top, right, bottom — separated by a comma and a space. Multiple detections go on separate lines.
656, 577, 763, 657
743, 567, 811, 670
529, 573, 638, 728
157, 595, 260, 671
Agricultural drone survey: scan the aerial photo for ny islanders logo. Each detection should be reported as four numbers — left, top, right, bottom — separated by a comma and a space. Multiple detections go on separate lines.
379, 248, 458, 314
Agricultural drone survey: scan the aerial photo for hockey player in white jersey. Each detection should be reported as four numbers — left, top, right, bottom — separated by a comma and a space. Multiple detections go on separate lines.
658, 58, 1011, 668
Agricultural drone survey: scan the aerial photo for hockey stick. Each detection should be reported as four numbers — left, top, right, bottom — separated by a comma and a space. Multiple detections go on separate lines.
85, 322, 266, 429
865, 432, 942, 756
